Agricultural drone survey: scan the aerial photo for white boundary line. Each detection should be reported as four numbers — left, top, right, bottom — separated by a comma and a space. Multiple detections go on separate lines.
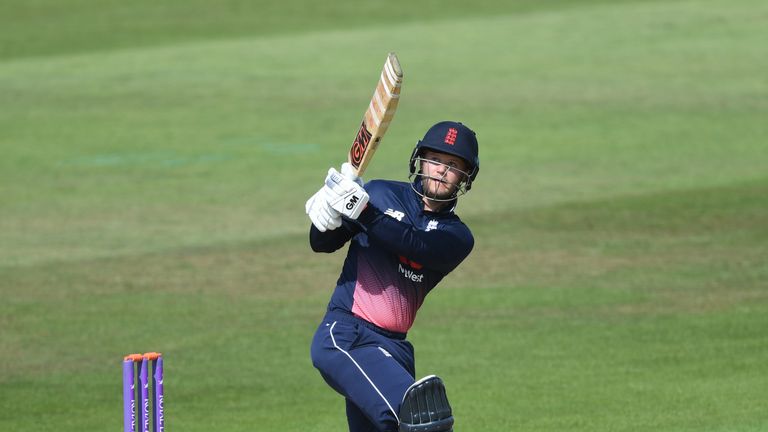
329, 321, 400, 424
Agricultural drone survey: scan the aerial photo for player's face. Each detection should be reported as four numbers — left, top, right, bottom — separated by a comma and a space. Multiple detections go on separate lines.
420, 150, 469, 200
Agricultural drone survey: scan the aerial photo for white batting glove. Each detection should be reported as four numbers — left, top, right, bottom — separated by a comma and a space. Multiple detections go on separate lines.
305, 188, 342, 232
340, 162, 364, 187
323, 167, 369, 220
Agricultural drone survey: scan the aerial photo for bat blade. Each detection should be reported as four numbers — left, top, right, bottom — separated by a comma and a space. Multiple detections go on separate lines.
348, 53, 403, 177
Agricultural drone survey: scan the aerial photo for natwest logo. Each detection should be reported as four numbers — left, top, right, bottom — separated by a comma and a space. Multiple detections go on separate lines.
399, 263, 424, 283
398, 255, 424, 283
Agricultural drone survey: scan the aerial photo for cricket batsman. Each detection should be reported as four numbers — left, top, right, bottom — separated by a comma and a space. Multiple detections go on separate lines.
305, 121, 480, 432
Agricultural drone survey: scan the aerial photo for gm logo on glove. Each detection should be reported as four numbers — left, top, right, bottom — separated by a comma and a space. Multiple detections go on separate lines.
324, 168, 369, 219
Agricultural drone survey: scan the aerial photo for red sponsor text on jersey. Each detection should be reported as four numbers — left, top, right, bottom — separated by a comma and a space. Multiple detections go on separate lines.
398, 255, 423, 270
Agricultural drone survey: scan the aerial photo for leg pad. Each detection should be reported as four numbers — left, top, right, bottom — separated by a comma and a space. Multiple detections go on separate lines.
398, 375, 453, 432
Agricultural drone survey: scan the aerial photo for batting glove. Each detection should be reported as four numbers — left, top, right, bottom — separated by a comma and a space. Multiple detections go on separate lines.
305, 189, 342, 232
340, 162, 364, 187
323, 167, 369, 220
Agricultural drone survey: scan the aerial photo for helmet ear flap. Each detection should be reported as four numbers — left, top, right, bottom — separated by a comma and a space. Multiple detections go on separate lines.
409, 143, 422, 175
464, 166, 476, 191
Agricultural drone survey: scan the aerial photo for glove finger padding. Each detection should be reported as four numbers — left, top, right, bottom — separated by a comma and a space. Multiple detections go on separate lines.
305, 193, 317, 215
324, 168, 369, 220
320, 200, 342, 230
308, 207, 327, 232
306, 189, 341, 231
308, 202, 328, 232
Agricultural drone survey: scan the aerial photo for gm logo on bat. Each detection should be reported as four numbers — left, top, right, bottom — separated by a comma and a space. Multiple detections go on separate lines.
350, 121, 372, 168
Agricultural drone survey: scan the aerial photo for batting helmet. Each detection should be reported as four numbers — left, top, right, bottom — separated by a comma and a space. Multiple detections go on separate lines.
409, 121, 480, 193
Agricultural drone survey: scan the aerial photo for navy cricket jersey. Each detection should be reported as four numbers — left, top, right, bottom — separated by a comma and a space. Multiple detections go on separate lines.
310, 179, 474, 334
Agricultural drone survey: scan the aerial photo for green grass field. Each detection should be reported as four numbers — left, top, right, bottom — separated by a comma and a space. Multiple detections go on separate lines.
1, 0, 767, 430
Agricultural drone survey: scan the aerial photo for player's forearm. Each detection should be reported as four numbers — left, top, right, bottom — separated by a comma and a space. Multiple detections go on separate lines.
309, 222, 358, 253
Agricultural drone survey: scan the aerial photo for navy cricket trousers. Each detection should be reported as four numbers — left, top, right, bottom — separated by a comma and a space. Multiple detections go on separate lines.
311, 311, 416, 432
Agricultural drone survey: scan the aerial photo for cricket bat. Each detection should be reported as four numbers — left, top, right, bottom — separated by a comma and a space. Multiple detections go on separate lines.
348, 53, 403, 177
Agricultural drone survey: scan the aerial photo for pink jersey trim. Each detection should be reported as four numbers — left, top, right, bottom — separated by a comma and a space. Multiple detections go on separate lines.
351, 253, 424, 333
